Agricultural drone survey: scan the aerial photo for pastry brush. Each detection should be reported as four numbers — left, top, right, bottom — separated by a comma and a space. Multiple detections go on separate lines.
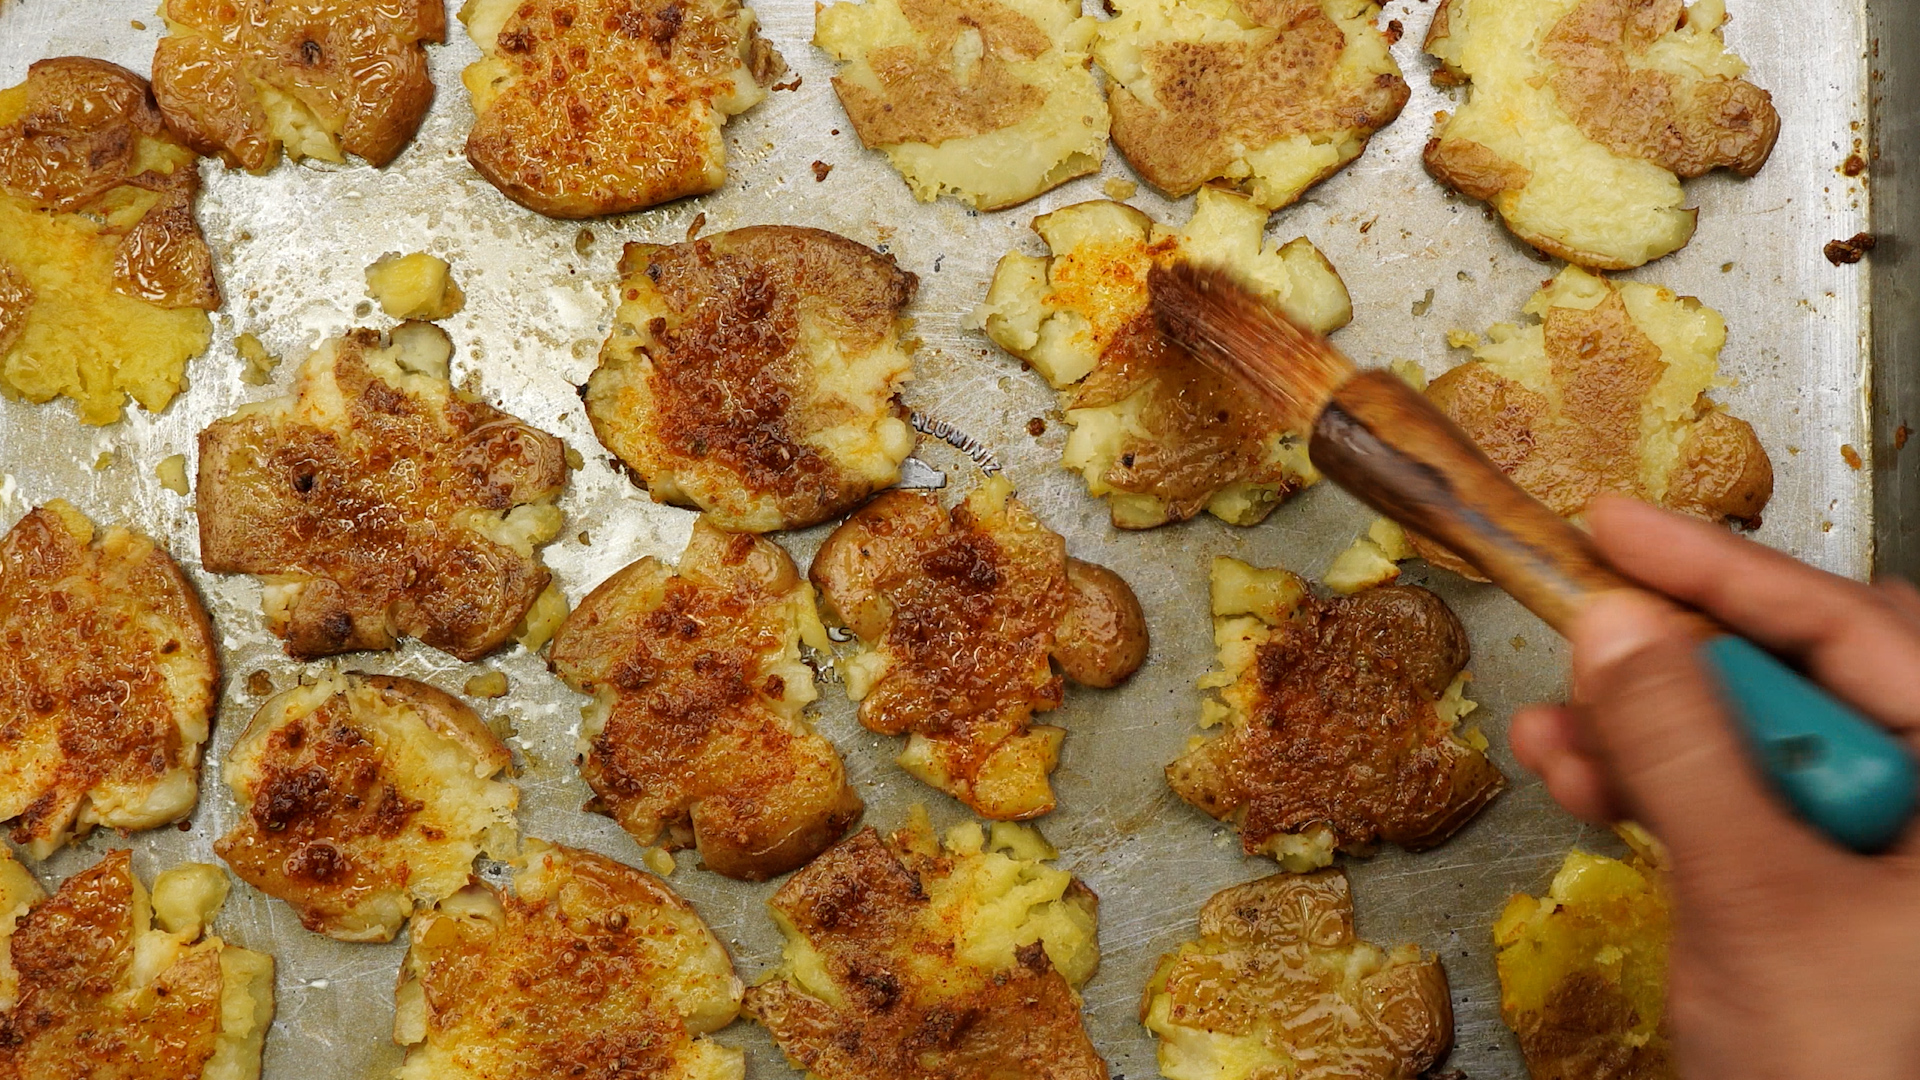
1148, 261, 1917, 852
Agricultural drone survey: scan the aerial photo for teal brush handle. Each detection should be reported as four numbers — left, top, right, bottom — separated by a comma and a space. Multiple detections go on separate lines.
1702, 636, 1918, 852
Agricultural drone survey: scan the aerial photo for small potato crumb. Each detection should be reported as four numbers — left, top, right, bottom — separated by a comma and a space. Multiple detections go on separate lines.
464, 670, 509, 698
155, 454, 190, 495
1102, 177, 1138, 201
93, 452, 114, 471
642, 847, 676, 876
246, 670, 274, 696
235, 332, 280, 385
365, 253, 466, 321
1841, 443, 1864, 470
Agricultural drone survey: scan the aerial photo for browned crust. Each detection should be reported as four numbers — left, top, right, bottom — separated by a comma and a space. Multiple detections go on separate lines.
0, 850, 227, 1078
196, 326, 568, 661
0, 505, 218, 854
0, 57, 218, 310
1511, 970, 1674, 1079
215, 672, 512, 940
1107, 0, 1409, 204
1169, 585, 1504, 856
744, 826, 1107, 1080
1422, 135, 1531, 203
548, 519, 863, 881
1420, 287, 1773, 573
151, 0, 447, 170
1145, 871, 1453, 1075
0, 260, 29, 356
586, 227, 918, 531
831, 0, 1052, 148
464, 0, 784, 218
401, 842, 734, 1076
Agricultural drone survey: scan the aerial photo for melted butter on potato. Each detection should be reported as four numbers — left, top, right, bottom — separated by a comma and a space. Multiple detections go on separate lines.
1495, 825, 1673, 1078
396, 840, 743, 1080
152, 0, 446, 171
550, 518, 863, 882
979, 188, 1350, 528
1172, 558, 1503, 869
811, 477, 1147, 820
1418, 265, 1771, 575
0, 58, 218, 425
0, 502, 217, 860
1424, 0, 1777, 268
816, 0, 1109, 209
745, 810, 1103, 1080
1144, 869, 1453, 1080
216, 672, 519, 942
1096, 0, 1408, 210
460, 0, 783, 218
0, 849, 275, 1080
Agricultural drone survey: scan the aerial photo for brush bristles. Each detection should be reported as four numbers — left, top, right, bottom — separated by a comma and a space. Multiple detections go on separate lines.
1147, 261, 1356, 432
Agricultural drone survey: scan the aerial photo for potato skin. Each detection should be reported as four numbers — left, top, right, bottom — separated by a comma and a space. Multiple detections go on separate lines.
151, 0, 446, 170
1054, 558, 1149, 688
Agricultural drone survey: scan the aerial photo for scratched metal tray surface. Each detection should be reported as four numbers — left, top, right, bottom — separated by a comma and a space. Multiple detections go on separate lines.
0, 0, 1893, 1076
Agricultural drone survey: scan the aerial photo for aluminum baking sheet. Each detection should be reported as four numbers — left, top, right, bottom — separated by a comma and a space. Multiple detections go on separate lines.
0, 0, 1884, 1076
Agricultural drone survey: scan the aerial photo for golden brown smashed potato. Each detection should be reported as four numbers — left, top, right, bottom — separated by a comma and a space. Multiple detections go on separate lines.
216, 672, 518, 942
811, 477, 1147, 820
0, 502, 217, 860
1095, 0, 1408, 210
1144, 870, 1453, 1080
152, 0, 446, 171
197, 321, 570, 662
1424, 0, 1778, 268
586, 227, 918, 533
979, 189, 1351, 528
395, 839, 743, 1080
1423, 265, 1771, 575
0, 57, 218, 425
815, 0, 1109, 210
1495, 825, 1673, 1080
460, 0, 784, 217
0, 849, 275, 1080
549, 517, 863, 881
1170, 558, 1503, 869
746, 812, 1104, 1080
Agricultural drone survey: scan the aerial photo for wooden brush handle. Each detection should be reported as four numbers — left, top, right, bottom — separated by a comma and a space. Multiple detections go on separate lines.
1310, 370, 1633, 635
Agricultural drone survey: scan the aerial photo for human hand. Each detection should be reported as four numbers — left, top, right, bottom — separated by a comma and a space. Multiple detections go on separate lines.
1509, 495, 1920, 1080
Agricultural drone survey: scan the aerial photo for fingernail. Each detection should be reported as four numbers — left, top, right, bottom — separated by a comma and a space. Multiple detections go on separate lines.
1573, 591, 1675, 675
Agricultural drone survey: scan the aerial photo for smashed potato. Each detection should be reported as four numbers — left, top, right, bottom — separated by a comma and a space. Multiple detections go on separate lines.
152, 0, 446, 171
1170, 558, 1502, 869
1425, 0, 1778, 268
0, 502, 217, 860
1422, 265, 1770, 575
586, 227, 918, 532
0, 850, 275, 1080
460, 0, 784, 217
550, 517, 863, 881
1144, 870, 1452, 1080
1095, 0, 1409, 210
197, 321, 570, 661
811, 477, 1147, 820
0, 58, 218, 425
978, 188, 1351, 528
395, 840, 743, 1080
746, 812, 1104, 1080
815, 0, 1109, 210
1495, 825, 1672, 1079
216, 672, 519, 942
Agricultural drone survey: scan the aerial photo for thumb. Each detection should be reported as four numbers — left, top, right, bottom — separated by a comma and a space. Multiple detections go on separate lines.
1572, 590, 1800, 872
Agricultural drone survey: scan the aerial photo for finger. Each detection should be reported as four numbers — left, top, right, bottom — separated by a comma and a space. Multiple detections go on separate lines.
1587, 497, 1920, 737
1509, 704, 1579, 774
1512, 705, 1626, 822
1540, 751, 1622, 825
1572, 589, 1806, 872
